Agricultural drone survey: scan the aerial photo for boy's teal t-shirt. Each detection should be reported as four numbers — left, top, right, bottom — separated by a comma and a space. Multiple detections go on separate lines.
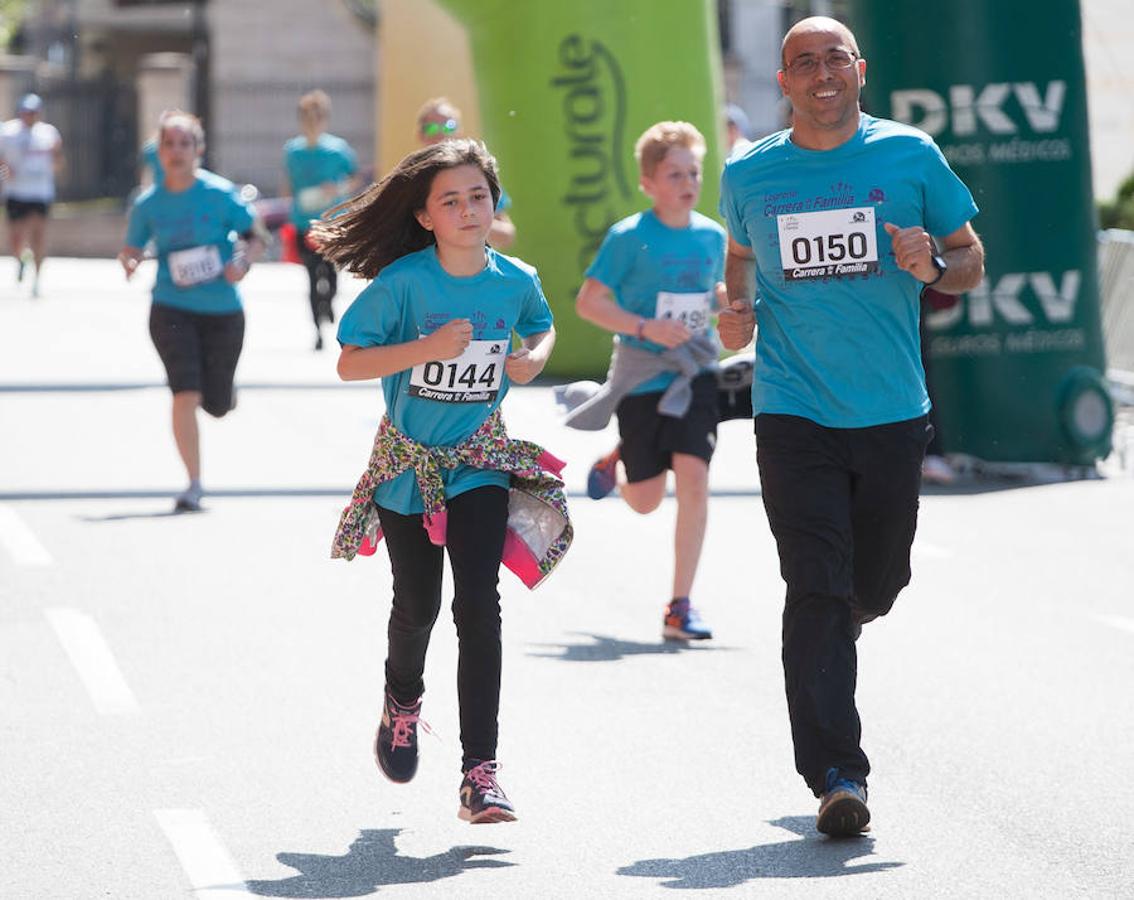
337, 246, 554, 515
585, 209, 726, 394
720, 114, 979, 428
283, 133, 358, 228
125, 170, 256, 315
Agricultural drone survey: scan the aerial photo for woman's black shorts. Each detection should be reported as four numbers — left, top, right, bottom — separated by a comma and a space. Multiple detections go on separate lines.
149, 303, 245, 418
615, 371, 718, 483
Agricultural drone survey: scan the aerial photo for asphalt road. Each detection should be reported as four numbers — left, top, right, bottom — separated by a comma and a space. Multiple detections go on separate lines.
2, 260, 1133, 899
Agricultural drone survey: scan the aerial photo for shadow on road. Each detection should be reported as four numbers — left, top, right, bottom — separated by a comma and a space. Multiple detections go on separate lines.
617, 816, 902, 889
239, 828, 512, 898
527, 631, 732, 663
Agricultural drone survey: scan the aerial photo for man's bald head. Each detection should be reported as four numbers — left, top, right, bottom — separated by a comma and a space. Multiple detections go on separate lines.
781, 16, 860, 69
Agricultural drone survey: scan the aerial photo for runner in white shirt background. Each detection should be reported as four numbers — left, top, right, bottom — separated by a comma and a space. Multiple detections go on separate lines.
0, 93, 64, 298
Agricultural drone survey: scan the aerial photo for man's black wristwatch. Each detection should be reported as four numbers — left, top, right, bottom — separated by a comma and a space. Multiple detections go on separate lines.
924, 254, 947, 286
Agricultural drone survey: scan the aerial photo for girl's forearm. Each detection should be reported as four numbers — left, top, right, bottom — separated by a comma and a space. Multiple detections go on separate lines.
337, 340, 430, 381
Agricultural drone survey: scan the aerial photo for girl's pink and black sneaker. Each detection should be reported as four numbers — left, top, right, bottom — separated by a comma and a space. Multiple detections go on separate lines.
374, 692, 424, 783
458, 760, 516, 824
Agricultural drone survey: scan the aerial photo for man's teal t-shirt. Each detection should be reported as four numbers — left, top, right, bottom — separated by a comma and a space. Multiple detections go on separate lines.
337, 246, 554, 515
125, 170, 256, 315
720, 114, 979, 428
283, 133, 358, 228
585, 209, 726, 394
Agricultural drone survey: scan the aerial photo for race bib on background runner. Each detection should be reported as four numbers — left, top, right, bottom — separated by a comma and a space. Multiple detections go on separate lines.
409, 339, 507, 403
655, 291, 711, 332
776, 207, 879, 282
169, 245, 224, 287
297, 185, 332, 214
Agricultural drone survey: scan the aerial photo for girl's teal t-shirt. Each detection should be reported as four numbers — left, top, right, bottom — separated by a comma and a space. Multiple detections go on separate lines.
337, 246, 554, 515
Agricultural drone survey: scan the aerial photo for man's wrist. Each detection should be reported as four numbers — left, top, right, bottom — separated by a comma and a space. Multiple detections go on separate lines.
635, 318, 648, 340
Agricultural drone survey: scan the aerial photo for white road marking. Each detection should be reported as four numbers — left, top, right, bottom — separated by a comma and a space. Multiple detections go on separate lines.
0, 503, 53, 566
45, 608, 140, 715
1092, 613, 1134, 636
154, 809, 253, 898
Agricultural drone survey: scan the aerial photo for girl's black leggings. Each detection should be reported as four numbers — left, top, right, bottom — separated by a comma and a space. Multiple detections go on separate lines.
375, 485, 509, 767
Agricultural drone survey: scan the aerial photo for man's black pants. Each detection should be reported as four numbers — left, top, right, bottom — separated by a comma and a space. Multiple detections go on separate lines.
755, 413, 929, 796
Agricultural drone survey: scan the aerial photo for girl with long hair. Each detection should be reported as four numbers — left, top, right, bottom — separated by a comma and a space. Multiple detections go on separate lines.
319, 138, 560, 824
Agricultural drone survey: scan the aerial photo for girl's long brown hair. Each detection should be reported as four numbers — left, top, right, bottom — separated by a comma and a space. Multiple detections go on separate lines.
311, 139, 501, 280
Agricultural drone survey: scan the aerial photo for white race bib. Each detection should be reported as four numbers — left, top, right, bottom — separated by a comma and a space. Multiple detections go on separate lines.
655, 291, 712, 332
776, 206, 879, 282
169, 245, 224, 287
409, 339, 507, 404
297, 185, 332, 214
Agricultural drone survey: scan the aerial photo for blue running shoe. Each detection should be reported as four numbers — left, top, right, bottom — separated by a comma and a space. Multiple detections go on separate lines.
586, 446, 621, 500
662, 597, 713, 641
817, 767, 870, 836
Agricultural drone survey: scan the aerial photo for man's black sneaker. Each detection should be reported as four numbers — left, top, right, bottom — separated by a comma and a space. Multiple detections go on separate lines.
458, 760, 516, 824
374, 692, 424, 783
817, 767, 870, 836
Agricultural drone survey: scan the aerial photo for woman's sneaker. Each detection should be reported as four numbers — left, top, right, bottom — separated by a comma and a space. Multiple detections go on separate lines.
374, 692, 424, 783
458, 760, 516, 824
662, 598, 713, 641
816, 767, 870, 836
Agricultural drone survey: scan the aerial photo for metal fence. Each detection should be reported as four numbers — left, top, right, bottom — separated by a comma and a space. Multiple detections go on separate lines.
36, 77, 138, 203
1099, 229, 1134, 381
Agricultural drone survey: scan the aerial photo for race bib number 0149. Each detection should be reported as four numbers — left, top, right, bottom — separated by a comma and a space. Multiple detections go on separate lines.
409, 339, 506, 404
656, 291, 711, 332
776, 206, 879, 282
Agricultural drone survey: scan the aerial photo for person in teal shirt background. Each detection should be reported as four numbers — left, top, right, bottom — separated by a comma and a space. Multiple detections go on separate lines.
282, 90, 360, 350
120, 111, 264, 513
575, 121, 726, 644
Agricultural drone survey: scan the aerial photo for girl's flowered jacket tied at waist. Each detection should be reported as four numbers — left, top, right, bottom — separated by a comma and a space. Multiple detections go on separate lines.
331, 410, 572, 589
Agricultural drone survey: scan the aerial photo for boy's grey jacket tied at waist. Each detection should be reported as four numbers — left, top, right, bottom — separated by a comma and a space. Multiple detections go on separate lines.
554, 333, 720, 431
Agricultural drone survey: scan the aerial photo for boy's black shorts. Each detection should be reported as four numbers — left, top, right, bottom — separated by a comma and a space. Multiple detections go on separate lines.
616, 372, 718, 483
149, 303, 245, 418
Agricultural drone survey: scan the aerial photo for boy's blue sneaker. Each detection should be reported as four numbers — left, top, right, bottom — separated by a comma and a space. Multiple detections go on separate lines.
586, 446, 621, 500
662, 598, 713, 641
817, 768, 870, 836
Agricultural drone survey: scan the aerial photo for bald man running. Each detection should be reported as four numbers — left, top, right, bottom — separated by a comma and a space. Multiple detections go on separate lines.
718, 16, 984, 836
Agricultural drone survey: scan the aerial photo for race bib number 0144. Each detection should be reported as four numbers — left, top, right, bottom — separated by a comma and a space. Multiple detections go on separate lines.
409, 339, 506, 404
776, 206, 879, 282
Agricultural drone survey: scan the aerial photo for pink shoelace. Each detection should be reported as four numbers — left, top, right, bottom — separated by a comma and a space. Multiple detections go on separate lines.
387, 701, 431, 749
465, 760, 507, 801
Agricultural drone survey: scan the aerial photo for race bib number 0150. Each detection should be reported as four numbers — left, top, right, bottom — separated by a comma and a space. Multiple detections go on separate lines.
776, 206, 879, 282
656, 291, 711, 332
169, 245, 224, 287
409, 339, 506, 404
